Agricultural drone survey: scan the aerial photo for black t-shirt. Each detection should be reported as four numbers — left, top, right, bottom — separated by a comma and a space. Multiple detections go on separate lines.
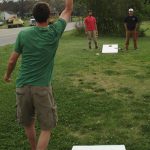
124, 15, 138, 30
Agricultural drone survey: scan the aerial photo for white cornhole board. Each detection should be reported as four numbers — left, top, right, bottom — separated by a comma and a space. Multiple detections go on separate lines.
72, 145, 126, 150
102, 44, 118, 53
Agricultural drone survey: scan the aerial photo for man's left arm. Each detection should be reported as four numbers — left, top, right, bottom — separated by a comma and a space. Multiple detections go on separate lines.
135, 23, 138, 31
135, 16, 139, 31
94, 18, 98, 35
4, 51, 20, 82
95, 23, 98, 31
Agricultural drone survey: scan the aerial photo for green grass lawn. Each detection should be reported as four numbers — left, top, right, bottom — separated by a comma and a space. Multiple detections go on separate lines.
0, 28, 150, 150
141, 21, 150, 36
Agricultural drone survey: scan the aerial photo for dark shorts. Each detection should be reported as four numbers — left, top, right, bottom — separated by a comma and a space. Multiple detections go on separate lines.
16, 86, 57, 130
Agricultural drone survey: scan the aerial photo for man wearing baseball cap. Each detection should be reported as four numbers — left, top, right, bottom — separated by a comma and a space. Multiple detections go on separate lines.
124, 8, 139, 50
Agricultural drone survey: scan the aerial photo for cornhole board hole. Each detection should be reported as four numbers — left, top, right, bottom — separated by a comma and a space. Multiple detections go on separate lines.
102, 44, 118, 53
72, 145, 126, 150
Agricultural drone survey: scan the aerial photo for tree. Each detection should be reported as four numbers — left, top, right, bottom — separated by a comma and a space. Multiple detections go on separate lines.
144, 0, 150, 4
50, 0, 64, 13
18, 0, 24, 18
89, 0, 143, 36
73, 0, 88, 16
0, 1, 19, 13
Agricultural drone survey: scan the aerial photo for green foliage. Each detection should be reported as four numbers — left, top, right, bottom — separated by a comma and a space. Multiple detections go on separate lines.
142, 4, 150, 20
74, 0, 88, 16
88, 0, 144, 35
141, 21, 150, 36
74, 17, 85, 36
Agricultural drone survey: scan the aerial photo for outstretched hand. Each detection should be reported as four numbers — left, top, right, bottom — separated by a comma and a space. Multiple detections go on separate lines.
4, 74, 11, 82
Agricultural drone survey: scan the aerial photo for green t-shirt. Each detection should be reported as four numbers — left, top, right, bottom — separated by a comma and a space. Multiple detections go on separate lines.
15, 18, 66, 88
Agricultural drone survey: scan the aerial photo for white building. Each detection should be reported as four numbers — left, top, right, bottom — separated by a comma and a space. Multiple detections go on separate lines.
0, 11, 17, 20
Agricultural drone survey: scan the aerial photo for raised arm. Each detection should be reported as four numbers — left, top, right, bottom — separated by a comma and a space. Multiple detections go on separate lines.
59, 0, 73, 22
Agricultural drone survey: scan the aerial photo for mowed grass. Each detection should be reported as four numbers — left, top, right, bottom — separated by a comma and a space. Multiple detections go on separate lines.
0, 26, 150, 150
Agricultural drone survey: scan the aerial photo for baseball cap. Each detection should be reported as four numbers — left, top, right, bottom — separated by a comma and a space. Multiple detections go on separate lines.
129, 8, 134, 12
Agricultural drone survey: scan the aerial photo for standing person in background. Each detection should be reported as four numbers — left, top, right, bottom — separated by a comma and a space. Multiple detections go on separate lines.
124, 8, 139, 50
84, 10, 98, 49
4, 0, 73, 150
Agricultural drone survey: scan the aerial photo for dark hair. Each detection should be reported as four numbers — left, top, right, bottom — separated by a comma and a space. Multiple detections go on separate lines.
32, 2, 50, 23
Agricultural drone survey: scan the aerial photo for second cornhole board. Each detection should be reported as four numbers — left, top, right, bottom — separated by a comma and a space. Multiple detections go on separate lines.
72, 145, 126, 150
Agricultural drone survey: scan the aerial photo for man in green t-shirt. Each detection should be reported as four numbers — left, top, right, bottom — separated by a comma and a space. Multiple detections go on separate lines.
4, 1, 73, 150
